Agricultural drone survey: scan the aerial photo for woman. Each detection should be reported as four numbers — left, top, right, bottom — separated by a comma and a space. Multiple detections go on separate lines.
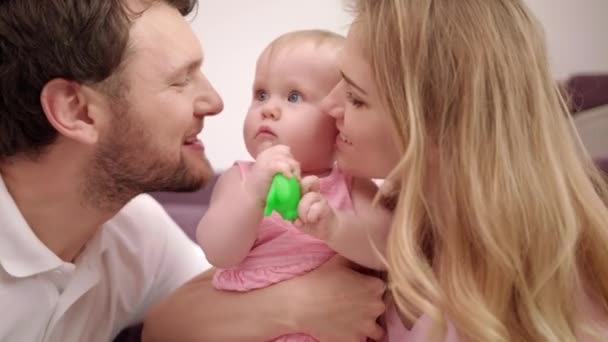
323, 0, 608, 341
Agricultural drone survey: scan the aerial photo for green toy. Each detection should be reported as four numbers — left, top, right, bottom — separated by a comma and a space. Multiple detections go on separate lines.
264, 173, 301, 221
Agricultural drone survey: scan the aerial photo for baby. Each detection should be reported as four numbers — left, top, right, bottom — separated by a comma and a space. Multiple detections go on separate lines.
196, 29, 391, 341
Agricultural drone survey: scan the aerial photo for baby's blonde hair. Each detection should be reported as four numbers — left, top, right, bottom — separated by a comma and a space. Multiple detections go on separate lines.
352, 0, 608, 341
261, 29, 344, 61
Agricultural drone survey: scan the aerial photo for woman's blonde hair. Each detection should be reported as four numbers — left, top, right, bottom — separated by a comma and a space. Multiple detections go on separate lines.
352, 0, 608, 340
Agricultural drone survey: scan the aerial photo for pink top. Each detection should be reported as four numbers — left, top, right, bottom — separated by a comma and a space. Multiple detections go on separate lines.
384, 289, 608, 341
213, 162, 353, 292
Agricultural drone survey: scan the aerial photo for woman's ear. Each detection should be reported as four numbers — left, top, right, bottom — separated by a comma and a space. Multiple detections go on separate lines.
40, 78, 99, 145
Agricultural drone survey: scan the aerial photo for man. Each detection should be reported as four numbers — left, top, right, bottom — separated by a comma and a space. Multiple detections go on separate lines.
0, 1, 385, 341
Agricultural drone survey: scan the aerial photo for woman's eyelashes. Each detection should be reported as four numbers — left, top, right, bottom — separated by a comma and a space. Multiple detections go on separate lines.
346, 91, 364, 108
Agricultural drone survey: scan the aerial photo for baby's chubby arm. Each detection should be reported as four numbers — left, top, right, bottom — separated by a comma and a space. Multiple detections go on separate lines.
196, 145, 300, 268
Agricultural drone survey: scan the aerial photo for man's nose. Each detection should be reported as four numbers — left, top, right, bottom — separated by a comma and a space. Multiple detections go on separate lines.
194, 73, 224, 118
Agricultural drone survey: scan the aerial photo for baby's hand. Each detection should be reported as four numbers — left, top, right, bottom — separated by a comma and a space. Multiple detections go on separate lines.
245, 144, 300, 203
295, 176, 337, 242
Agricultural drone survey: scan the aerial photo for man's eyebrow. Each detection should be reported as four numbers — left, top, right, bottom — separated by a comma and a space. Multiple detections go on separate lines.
340, 71, 367, 95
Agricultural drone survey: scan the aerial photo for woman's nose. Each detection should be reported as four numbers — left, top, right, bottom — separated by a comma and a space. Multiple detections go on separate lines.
321, 81, 346, 119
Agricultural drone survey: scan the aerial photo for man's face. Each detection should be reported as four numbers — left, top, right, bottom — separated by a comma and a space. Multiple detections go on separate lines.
85, 2, 223, 206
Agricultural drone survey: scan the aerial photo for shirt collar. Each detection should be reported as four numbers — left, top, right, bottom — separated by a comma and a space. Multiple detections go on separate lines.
1, 176, 112, 279
0, 174, 65, 277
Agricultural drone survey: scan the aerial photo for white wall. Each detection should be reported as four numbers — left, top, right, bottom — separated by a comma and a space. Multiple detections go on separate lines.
191, 0, 608, 170
190, 1, 352, 170
524, 0, 608, 79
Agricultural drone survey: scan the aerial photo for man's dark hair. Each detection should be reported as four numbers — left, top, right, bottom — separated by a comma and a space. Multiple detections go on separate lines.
0, 0, 197, 159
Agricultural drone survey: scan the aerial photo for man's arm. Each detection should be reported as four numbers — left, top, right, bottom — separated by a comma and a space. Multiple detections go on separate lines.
142, 268, 292, 342
141, 256, 386, 342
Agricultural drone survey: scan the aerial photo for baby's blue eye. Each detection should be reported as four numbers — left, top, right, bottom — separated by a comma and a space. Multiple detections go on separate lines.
256, 90, 269, 101
288, 91, 302, 103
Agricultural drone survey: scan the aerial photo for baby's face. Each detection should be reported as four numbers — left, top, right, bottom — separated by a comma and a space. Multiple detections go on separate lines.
243, 42, 341, 173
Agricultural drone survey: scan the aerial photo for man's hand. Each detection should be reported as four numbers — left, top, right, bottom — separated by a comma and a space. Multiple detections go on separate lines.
289, 256, 386, 341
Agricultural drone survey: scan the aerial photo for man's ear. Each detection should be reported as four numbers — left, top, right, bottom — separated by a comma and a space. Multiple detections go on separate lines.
40, 78, 99, 145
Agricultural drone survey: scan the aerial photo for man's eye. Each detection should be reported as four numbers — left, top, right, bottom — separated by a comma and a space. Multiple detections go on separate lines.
172, 76, 191, 87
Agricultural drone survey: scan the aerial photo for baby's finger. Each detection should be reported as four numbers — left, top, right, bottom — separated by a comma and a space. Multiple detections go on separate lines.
285, 158, 301, 180
271, 160, 293, 178
269, 144, 292, 157
300, 175, 320, 194
258, 144, 289, 163
307, 201, 326, 223
298, 192, 322, 223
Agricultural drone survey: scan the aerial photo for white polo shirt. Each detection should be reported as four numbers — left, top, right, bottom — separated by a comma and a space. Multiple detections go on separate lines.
0, 176, 211, 342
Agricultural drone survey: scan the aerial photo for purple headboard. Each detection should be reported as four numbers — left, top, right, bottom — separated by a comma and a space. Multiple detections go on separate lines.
597, 158, 608, 174
148, 173, 219, 241
565, 74, 608, 113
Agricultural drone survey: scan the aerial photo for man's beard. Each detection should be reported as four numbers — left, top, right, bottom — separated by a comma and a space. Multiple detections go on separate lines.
82, 110, 212, 210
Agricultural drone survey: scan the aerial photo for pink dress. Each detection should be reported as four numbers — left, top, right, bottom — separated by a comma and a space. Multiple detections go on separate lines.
383, 289, 608, 341
213, 161, 353, 342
